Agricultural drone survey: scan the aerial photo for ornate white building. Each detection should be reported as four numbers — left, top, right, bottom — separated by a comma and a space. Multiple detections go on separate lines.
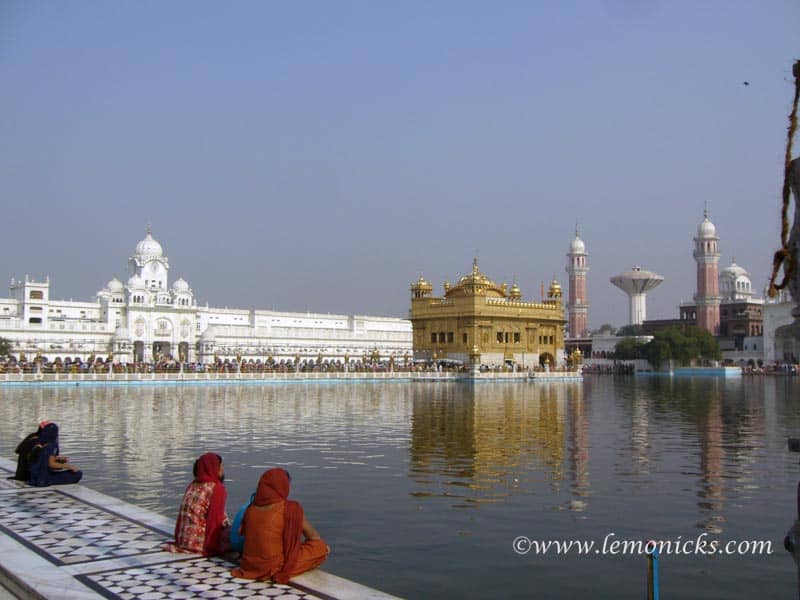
0, 229, 412, 364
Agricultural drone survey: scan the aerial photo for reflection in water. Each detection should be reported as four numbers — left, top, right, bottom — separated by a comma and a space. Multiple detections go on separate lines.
698, 391, 725, 534
568, 384, 590, 510
0, 378, 796, 600
409, 382, 585, 508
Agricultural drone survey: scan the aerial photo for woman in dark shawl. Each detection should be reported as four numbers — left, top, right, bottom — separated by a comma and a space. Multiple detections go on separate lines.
28, 423, 82, 486
10, 420, 51, 481
232, 468, 329, 582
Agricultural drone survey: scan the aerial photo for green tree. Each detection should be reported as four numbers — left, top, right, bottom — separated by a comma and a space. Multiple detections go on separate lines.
617, 324, 643, 337
613, 337, 648, 360
644, 325, 720, 367
646, 339, 672, 368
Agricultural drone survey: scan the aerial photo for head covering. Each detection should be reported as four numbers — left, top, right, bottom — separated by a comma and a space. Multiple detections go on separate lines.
176, 453, 228, 556
255, 468, 304, 583
37, 420, 52, 432
38, 423, 58, 445
195, 453, 222, 484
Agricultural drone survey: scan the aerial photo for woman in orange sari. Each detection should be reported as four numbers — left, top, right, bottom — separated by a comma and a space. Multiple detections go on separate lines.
231, 468, 329, 582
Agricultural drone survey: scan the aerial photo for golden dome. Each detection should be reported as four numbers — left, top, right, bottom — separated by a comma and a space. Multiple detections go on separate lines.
509, 282, 521, 300
411, 275, 433, 290
445, 258, 506, 298
411, 275, 433, 299
548, 279, 563, 299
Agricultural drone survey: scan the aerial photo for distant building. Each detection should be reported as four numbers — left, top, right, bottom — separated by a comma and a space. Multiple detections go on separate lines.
566, 228, 589, 338
639, 212, 765, 355
693, 209, 721, 335
763, 289, 796, 363
0, 229, 412, 364
610, 266, 664, 326
409, 259, 566, 367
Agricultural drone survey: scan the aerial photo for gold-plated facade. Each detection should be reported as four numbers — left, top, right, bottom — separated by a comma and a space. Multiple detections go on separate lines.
409, 259, 565, 367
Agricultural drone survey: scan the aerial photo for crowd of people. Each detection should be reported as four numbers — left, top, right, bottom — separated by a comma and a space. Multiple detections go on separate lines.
1, 354, 582, 376
9, 425, 329, 583
0, 354, 464, 374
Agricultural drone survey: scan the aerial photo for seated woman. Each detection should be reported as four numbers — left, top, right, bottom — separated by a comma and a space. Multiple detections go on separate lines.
166, 453, 230, 556
231, 468, 329, 583
28, 423, 82, 486
11, 420, 50, 481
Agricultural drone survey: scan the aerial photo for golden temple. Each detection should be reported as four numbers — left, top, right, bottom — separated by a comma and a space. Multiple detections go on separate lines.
409, 259, 565, 368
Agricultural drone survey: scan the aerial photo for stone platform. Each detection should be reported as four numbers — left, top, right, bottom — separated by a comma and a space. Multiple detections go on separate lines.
0, 459, 400, 600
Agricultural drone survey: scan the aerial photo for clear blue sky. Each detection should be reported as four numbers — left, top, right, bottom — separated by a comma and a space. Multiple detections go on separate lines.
1, 1, 798, 327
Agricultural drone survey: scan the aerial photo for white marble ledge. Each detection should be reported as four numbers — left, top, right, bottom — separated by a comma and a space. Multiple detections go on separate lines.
0, 532, 96, 600
60, 551, 197, 576
0, 457, 404, 600
57, 485, 174, 533
294, 569, 404, 600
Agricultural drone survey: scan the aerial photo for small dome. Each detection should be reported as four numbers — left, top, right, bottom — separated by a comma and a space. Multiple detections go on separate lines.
570, 235, 585, 254
107, 277, 124, 293
135, 229, 163, 258
697, 214, 717, 238
172, 277, 190, 293
548, 279, 562, 298
509, 283, 521, 299
720, 261, 749, 280
127, 274, 145, 290
411, 276, 433, 291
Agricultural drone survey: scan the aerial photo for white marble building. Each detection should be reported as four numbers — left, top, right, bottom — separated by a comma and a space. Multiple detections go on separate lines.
763, 289, 796, 364
0, 229, 412, 364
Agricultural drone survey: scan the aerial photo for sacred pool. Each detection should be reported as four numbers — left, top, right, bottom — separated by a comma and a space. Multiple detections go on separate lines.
0, 376, 796, 599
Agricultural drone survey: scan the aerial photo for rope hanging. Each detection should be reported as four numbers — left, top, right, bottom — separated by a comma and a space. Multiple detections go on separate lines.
768, 59, 800, 298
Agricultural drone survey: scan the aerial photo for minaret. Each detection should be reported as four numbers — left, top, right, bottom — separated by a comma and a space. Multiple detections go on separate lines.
693, 208, 721, 335
566, 227, 589, 337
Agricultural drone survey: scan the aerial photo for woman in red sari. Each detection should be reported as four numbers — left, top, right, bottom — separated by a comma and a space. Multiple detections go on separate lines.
231, 468, 329, 582
167, 453, 230, 556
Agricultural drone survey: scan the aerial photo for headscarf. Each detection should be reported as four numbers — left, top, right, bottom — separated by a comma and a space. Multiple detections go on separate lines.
184, 453, 228, 556
254, 468, 304, 583
38, 423, 59, 445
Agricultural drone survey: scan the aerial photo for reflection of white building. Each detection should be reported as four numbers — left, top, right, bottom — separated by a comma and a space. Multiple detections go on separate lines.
0, 229, 412, 363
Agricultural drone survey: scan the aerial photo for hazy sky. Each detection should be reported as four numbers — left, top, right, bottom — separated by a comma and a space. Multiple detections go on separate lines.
1, 1, 798, 327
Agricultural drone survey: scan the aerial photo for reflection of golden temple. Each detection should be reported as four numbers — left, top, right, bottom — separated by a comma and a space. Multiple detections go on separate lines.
410, 259, 566, 368
409, 383, 585, 505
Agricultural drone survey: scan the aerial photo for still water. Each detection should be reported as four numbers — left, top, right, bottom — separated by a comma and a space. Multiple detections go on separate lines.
0, 376, 797, 599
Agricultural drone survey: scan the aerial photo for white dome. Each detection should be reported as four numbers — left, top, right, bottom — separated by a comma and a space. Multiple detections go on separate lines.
720, 261, 749, 280
127, 274, 145, 290
697, 215, 717, 238
107, 277, 124, 293
570, 235, 585, 254
172, 277, 190, 293
135, 231, 163, 258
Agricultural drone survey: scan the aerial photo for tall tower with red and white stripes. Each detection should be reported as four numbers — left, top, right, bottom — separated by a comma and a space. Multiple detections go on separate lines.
566, 228, 589, 337
693, 209, 721, 335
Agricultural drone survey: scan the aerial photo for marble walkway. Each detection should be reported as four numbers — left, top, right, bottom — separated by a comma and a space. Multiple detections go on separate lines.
0, 458, 399, 600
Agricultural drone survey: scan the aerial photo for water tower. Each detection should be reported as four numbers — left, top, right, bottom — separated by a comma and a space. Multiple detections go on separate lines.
610, 266, 664, 326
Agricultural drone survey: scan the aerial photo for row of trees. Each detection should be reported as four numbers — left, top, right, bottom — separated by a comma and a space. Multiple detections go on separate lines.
613, 325, 721, 368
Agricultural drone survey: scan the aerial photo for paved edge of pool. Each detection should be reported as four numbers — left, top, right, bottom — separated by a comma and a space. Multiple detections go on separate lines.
0, 457, 402, 600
